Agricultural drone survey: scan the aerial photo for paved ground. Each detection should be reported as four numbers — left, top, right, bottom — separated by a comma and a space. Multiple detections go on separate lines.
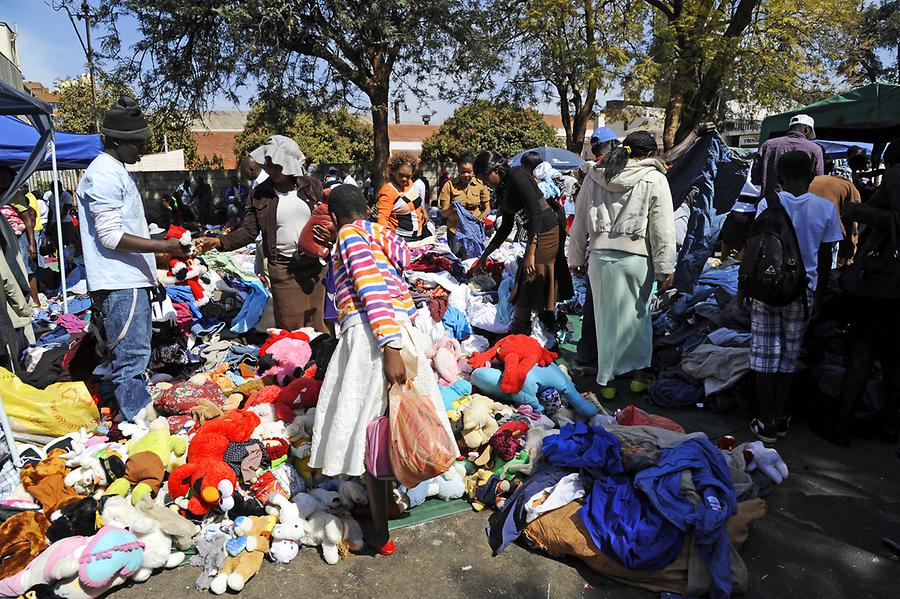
111, 379, 900, 599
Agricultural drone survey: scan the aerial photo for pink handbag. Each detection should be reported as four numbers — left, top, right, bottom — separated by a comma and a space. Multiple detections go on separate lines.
365, 415, 394, 480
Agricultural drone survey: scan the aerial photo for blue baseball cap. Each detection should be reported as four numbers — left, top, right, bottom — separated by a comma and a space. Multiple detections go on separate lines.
590, 127, 617, 145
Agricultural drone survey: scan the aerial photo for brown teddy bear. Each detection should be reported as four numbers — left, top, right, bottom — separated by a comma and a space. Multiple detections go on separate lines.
209, 514, 275, 594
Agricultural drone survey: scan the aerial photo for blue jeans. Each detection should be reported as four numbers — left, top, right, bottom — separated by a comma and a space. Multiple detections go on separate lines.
94, 288, 152, 421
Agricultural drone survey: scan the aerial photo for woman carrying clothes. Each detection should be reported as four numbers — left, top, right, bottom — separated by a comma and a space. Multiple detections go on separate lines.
472, 151, 563, 334
376, 153, 431, 241
567, 131, 676, 397
195, 135, 329, 332
438, 153, 491, 256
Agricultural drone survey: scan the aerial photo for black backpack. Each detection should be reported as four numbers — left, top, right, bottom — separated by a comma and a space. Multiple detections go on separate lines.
738, 193, 807, 306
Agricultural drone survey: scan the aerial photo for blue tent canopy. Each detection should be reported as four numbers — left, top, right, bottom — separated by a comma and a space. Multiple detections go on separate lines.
511, 146, 586, 171
814, 140, 874, 159
0, 115, 101, 170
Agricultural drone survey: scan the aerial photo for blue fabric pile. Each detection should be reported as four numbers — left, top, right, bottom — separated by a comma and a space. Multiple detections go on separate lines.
487, 423, 738, 597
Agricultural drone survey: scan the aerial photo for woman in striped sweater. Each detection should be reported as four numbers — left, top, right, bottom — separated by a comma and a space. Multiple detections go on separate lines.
308, 184, 457, 556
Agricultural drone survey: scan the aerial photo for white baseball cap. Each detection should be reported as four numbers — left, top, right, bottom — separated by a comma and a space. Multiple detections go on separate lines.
789, 114, 815, 129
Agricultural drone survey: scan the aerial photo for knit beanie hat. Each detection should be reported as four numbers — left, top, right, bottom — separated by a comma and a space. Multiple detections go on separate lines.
101, 96, 151, 142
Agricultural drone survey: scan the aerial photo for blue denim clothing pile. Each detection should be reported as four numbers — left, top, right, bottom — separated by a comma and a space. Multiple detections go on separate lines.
669, 135, 748, 293
452, 201, 486, 260
650, 260, 752, 411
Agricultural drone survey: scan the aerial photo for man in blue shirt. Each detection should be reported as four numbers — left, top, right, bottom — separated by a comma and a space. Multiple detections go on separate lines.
76, 97, 187, 422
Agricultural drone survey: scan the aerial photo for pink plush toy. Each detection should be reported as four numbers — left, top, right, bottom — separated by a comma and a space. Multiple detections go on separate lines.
427, 334, 461, 385
258, 337, 312, 386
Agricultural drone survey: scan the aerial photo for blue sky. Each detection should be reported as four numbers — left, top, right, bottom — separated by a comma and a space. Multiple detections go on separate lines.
3, 0, 563, 124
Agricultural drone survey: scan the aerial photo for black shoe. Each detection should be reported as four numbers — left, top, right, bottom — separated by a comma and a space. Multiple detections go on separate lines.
776, 416, 792, 438
750, 418, 777, 444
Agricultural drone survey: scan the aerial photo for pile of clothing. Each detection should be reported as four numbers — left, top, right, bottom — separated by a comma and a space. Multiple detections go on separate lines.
487, 417, 786, 598
649, 260, 753, 412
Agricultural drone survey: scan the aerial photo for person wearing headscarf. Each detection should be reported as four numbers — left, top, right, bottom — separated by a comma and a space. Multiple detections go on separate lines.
567, 130, 676, 398
76, 97, 188, 422
196, 135, 328, 331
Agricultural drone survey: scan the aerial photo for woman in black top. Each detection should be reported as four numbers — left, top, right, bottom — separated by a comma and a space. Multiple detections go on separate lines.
473, 151, 564, 334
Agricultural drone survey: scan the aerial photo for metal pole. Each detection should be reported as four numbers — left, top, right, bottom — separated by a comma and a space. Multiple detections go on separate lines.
81, 1, 100, 134
50, 136, 68, 313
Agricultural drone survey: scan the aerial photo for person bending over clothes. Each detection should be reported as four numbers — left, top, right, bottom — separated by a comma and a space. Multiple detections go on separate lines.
749, 151, 842, 443
472, 151, 566, 335
308, 184, 457, 556
195, 135, 330, 332
567, 131, 677, 399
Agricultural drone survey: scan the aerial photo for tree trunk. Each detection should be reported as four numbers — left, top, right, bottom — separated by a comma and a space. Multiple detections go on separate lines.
369, 85, 390, 191
663, 92, 684, 152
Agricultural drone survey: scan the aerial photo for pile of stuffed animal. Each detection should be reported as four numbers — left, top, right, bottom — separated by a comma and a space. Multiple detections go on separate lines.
0, 325, 791, 597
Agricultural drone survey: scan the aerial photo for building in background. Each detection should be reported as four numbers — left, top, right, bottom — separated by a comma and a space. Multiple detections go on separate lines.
191, 111, 249, 170
23, 80, 59, 112
0, 21, 23, 90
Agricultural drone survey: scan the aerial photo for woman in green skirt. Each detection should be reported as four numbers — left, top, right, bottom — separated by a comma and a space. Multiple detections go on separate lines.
567, 131, 676, 397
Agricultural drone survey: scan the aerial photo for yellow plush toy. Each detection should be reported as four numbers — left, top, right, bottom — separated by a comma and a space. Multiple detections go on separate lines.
104, 417, 188, 505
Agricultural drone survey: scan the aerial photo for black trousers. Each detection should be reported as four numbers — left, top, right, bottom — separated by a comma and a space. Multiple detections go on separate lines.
836, 295, 900, 428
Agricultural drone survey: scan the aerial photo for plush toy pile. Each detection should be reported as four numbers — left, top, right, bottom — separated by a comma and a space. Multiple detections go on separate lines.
0, 233, 789, 597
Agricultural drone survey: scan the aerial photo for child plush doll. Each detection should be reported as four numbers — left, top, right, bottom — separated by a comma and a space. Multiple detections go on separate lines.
307, 185, 457, 557
159, 225, 210, 305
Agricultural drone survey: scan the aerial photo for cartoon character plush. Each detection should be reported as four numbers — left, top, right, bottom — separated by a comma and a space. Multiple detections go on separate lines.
467, 334, 557, 394
209, 515, 275, 594
471, 363, 598, 418
257, 329, 313, 386
104, 417, 187, 505
168, 410, 261, 517
159, 225, 210, 306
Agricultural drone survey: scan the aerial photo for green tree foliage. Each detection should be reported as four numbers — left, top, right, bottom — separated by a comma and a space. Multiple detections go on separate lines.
84, 0, 493, 188
421, 100, 558, 161
233, 101, 373, 164
629, 0, 860, 148
840, 1, 900, 85
505, 0, 645, 153
54, 73, 197, 163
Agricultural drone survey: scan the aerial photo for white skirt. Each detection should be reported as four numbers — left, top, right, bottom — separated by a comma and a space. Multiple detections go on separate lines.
309, 319, 458, 477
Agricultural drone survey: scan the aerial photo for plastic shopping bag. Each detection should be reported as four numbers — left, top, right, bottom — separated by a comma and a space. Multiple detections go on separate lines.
388, 382, 456, 488
0, 367, 99, 437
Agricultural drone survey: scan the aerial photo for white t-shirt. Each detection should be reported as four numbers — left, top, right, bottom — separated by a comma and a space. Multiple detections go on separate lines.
274, 189, 311, 257
413, 179, 427, 203
756, 191, 843, 291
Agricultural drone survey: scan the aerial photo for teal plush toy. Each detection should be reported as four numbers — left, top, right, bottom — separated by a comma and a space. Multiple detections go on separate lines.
471, 364, 598, 418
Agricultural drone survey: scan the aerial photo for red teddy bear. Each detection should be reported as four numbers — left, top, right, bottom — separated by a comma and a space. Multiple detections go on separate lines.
467, 334, 557, 394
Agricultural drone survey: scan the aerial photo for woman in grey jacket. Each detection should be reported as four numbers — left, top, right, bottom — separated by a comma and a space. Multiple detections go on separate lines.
568, 131, 676, 397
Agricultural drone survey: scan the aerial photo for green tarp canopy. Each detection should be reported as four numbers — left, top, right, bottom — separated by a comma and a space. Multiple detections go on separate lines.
759, 83, 900, 144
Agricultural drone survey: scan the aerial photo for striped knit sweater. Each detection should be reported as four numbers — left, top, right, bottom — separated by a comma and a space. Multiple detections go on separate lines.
332, 220, 416, 347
